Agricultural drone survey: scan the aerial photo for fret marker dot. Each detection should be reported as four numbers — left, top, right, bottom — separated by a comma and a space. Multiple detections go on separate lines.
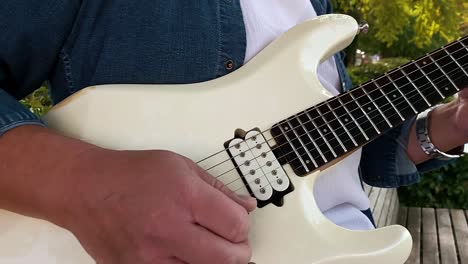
244, 160, 250, 166
256, 144, 262, 149
423, 61, 427, 65
344, 118, 349, 122
277, 179, 283, 185
235, 144, 240, 149
261, 152, 267, 158
251, 136, 257, 141
266, 161, 272, 167
254, 178, 260, 184
445, 87, 449, 90
393, 94, 397, 98
323, 129, 328, 133
272, 170, 278, 176
260, 188, 266, 194
250, 170, 256, 175
368, 107, 372, 110
306, 160, 311, 164
240, 152, 245, 158
284, 126, 289, 130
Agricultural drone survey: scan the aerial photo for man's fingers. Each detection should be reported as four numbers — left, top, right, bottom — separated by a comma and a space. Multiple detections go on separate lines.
172, 223, 252, 264
192, 179, 251, 243
191, 162, 257, 212
459, 88, 468, 98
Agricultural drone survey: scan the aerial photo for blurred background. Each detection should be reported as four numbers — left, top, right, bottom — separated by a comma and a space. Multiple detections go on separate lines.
22, 0, 468, 209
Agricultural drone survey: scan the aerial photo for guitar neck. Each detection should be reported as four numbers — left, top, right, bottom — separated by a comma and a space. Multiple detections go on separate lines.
271, 36, 468, 176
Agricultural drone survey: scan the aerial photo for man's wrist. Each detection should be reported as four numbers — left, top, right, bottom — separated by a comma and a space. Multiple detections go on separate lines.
408, 101, 467, 164
0, 125, 99, 227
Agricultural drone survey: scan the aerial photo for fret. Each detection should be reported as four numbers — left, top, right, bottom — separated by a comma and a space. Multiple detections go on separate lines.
412, 60, 446, 99
337, 96, 370, 141
348, 92, 381, 134
279, 123, 310, 174
426, 54, 459, 91
398, 66, 432, 107
325, 102, 358, 147
297, 114, 328, 164
328, 98, 368, 146
385, 72, 419, 114
289, 115, 323, 168
307, 110, 337, 158
374, 76, 416, 120
297, 112, 331, 163
443, 39, 468, 89
315, 105, 347, 152
370, 80, 406, 123
287, 119, 317, 170
442, 47, 468, 77
360, 84, 393, 128
416, 55, 460, 98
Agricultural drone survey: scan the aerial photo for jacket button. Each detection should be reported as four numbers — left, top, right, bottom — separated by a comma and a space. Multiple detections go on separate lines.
225, 59, 234, 70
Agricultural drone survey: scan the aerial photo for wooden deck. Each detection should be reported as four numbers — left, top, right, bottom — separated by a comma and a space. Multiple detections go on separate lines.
366, 185, 467, 263
365, 184, 400, 227
398, 207, 468, 264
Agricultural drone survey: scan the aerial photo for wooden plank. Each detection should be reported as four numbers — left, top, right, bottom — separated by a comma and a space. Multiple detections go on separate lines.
422, 208, 440, 264
398, 206, 408, 226
437, 208, 458, 264
406, 207, 421, 264
368, 187, 380, 212
451, 209, 468, 264
364, 184, 372, 196
374, 188, 388, 227
388, 189, 400, 225
368, 187, 381, 213
378, 188, 394, 228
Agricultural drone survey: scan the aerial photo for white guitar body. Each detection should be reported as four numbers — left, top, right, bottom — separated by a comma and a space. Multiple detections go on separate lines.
0, 15, 412, 264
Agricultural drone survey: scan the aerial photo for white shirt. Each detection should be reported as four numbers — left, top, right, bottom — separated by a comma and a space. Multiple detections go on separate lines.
240, 0, 374, 230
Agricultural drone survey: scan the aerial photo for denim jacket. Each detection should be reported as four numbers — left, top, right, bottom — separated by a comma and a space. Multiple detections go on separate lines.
0, 0, 451, 188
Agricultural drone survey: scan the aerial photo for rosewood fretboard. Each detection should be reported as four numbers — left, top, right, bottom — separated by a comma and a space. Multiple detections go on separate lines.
271, 36, 468, 176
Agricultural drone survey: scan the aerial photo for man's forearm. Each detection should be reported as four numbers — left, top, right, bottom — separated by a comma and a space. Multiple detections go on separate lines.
407, 99, 468, 164
0, 125, 96, 226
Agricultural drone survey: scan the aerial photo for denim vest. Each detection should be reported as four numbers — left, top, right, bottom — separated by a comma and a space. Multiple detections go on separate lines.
0, 0, 450, 187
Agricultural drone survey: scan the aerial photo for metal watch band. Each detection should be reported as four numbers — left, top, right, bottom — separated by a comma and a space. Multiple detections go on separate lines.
416, 107, 465, 161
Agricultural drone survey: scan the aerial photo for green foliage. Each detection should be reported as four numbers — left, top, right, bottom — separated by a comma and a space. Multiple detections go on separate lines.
347, 58, 410, 85
20, 86, 52, 117
331, 0, 466, 61
332, 0, 464, 47
398, 157, 468, 209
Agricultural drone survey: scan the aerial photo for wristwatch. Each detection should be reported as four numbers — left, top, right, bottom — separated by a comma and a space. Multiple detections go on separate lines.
416, 106, 467, 160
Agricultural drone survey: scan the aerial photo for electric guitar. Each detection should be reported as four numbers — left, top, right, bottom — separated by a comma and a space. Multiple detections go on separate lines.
0, 14, 467, 264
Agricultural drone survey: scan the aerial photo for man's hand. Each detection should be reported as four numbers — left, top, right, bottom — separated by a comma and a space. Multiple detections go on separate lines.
408, 87, 468, 164
0, 126, 256, 264
453, 88, 468, 139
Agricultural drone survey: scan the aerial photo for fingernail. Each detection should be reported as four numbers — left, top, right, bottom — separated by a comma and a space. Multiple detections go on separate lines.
238, 194, 255, 201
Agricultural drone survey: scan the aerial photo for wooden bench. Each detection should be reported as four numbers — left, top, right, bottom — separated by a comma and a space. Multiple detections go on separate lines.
367, 185, 468, 264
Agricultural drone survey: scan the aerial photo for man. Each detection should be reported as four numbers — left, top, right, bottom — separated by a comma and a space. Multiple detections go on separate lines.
0, 0, 466, 263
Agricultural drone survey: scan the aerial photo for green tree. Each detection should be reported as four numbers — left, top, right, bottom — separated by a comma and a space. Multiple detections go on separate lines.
331, 0, 466, 61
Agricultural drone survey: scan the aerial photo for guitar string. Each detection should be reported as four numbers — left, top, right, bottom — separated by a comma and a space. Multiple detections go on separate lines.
212, 47, 468, 193
200, 45, 468, 177
224, 64, 468, 185
230, 69, 468, 196
197, 36, 468, 167
198, 37, 468, 173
